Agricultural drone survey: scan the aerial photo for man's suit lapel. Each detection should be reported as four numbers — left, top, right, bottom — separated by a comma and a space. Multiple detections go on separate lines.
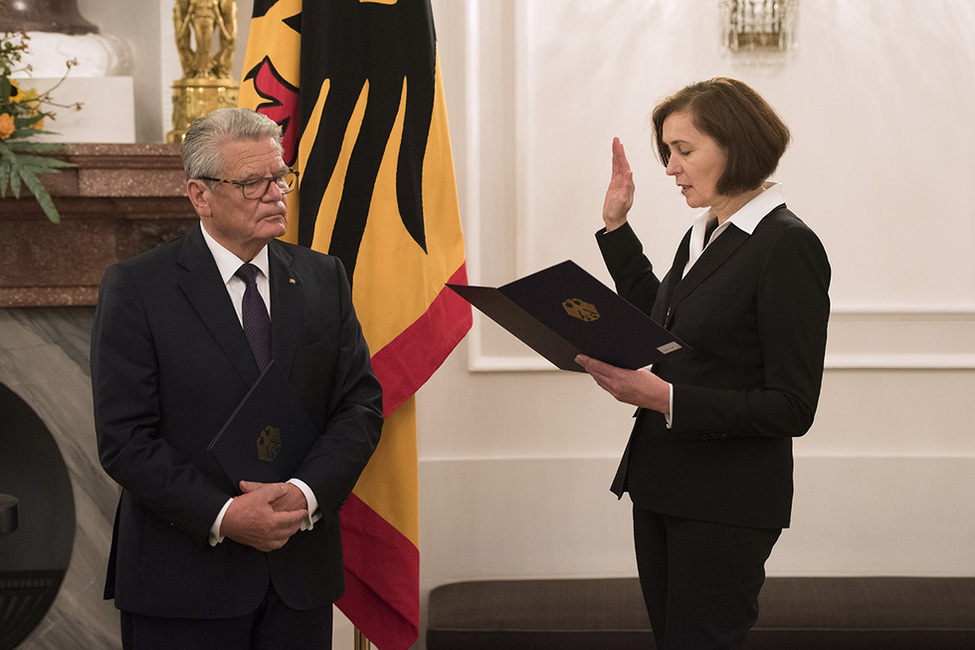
666, 224, 749, 324
268, 241, 305, 380
177, 225, 260, 385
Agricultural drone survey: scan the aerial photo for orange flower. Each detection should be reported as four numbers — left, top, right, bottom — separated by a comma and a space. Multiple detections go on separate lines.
0, 113, 14, 139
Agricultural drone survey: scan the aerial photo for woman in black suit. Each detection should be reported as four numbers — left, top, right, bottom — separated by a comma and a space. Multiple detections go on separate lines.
576, 77, 830, 649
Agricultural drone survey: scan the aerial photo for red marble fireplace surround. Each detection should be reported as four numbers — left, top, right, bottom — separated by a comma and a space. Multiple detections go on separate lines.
0, 143, 199, 307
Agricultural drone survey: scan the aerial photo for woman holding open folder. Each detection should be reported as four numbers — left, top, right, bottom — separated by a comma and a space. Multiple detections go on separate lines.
575, 77, 830, 650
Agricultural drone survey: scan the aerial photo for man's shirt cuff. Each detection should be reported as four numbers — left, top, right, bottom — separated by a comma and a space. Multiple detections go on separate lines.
665, 383, 674, 428
289, 478, 322, 530
209, 498, 233, 547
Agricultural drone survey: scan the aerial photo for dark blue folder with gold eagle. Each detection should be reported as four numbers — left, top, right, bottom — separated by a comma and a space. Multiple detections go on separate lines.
208, 361, 320, 491
447, 260, 687, 372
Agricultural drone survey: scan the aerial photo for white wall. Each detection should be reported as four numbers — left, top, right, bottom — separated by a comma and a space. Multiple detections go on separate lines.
416, 0, 975, 646
63, 1, 975, 648
74, 0, 255, 142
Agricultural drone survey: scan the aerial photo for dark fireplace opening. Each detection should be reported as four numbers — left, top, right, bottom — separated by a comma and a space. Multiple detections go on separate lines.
0, 383, 75, 650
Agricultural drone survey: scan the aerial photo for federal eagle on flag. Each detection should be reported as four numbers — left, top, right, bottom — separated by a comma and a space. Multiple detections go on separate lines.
239, 1, 472, 647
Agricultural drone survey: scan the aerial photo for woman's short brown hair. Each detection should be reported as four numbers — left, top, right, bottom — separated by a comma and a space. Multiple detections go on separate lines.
651, 77, 790, 197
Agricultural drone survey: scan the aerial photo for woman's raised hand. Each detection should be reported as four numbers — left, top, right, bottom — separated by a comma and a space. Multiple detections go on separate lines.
602, 137, 635, 232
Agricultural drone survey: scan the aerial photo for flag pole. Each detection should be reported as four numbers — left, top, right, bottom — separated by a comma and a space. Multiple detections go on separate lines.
354, 628, 371, 650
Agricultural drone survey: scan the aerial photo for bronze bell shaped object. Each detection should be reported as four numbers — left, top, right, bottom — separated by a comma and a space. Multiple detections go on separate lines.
0, 0, 98, 35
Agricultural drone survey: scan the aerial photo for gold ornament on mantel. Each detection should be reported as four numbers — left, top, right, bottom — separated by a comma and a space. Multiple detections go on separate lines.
167, 0, 239, 143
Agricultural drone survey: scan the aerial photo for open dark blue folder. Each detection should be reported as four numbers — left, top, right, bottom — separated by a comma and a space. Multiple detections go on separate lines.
208, 361, 320, 490
447, 260, 687, 372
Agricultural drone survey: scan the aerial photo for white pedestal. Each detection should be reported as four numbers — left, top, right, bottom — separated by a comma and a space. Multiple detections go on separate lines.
12, 76, 136, 144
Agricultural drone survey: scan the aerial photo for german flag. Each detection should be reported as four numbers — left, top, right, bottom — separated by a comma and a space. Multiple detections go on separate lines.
239, 1, 471, 647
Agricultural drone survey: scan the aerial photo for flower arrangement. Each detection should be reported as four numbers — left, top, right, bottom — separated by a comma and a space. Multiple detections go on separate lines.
0, 30, 81, 223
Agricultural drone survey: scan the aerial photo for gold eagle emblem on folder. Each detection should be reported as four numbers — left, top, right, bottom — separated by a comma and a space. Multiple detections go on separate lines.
256, 426, 282, 462
562, 298, 600, 322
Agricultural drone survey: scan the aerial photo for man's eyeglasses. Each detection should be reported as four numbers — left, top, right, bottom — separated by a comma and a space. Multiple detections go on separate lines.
198, 170, 299, 200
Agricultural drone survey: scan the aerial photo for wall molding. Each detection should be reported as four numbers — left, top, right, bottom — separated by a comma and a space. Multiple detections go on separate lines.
465, 307, 975, 372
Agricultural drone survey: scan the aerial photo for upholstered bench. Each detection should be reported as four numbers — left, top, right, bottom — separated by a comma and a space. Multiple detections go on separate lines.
427, 576, 975, 649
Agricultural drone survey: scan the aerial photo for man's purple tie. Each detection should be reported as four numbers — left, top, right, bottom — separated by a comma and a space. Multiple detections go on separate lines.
235, 263, 271, 369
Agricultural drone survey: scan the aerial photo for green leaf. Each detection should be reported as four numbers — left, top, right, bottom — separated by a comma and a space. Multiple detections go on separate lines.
15, 115, 48, 132
19, 169, 60, 224
8, 127, 47, 140
7, 163, 21, 199
0, 158, 11, 198
0, 121, 72, 222
5, 140, 67, 154
17, 155, 75, 174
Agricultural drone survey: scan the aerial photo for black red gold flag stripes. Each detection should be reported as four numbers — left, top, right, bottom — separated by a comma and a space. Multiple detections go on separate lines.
240, 1, 471, 647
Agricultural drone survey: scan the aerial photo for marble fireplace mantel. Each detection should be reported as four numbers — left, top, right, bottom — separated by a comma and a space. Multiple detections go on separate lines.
0, 143, 199, 307
0, 143, 199, 648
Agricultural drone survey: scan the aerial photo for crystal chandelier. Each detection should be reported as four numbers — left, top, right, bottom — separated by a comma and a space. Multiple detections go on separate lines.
720, 0, 799, 63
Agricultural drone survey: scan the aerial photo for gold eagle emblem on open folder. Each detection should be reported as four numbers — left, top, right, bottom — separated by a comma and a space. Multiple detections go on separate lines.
562, 298, 600, 322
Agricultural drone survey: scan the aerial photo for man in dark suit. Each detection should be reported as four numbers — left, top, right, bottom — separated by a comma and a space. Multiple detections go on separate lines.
91, 108, 383, 650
